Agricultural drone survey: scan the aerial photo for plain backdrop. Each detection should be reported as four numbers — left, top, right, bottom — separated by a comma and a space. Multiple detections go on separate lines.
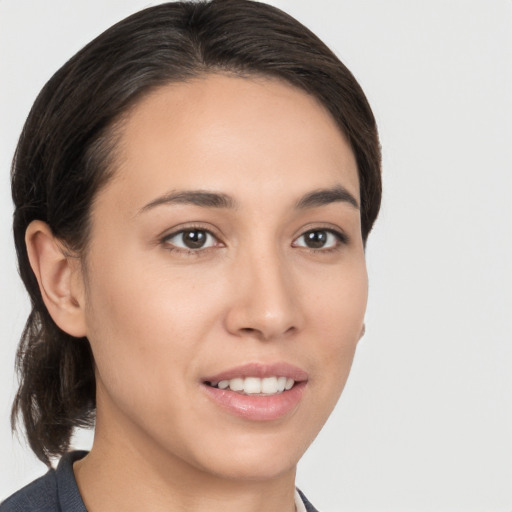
1, 1, 511, 511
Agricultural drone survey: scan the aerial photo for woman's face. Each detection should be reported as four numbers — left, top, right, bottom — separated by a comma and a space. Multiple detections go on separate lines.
80, 74, 367, 481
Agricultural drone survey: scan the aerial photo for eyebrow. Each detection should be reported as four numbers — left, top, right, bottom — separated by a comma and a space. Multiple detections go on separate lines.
139, 190, 238, 213
139, 185, 359, 214
295, 186, 359, 210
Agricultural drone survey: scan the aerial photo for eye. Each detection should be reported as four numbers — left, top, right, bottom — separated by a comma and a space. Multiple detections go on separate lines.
293, 229, 344, 250
163, 229, 218, 251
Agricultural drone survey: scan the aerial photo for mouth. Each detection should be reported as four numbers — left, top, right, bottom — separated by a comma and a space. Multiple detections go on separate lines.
201, 363, 308, 421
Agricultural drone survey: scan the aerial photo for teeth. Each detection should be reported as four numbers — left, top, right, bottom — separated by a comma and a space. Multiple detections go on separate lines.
244, 377, 261, 394
211, 376, 296, 395
261, 376, 278, 394
229, 377, 244, 391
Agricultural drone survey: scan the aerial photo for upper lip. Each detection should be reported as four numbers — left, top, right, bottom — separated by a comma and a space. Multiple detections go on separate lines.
202, 362, 308, 383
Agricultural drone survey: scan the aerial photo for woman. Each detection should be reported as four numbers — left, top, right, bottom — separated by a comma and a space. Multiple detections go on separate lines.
1, 1, 381, 510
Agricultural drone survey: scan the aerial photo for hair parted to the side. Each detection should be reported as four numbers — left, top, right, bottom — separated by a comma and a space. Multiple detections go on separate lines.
11, 0, 381, 466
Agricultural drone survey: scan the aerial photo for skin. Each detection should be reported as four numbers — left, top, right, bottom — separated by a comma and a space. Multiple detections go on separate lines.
26, 74, 367, 512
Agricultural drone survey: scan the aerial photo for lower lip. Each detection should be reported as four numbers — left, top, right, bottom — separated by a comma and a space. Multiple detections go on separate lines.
201, 382, 307, 421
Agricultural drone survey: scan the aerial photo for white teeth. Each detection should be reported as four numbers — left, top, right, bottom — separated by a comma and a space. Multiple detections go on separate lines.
229, 377, 244, 391
277, 376, 287, 392
211, 376, 296, 395
261, 376, 278, 394
244, 377, 261, 394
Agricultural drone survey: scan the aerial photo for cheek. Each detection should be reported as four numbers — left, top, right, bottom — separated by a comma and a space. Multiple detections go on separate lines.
82, 253, 224, 399
306, 256, 368, 338
304, 258, 368, 392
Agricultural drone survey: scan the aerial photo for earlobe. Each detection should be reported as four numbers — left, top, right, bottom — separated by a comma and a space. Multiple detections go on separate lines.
359, 323, 366, 340
25, 220, 87, 338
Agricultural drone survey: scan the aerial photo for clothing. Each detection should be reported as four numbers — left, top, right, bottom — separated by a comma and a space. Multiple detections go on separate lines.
1, 451, 319, 512
0, 452, 87, 512
296, 488, 318, 512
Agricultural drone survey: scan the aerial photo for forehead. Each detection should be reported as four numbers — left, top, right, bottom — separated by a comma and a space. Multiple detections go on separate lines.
102, 74, 359, 212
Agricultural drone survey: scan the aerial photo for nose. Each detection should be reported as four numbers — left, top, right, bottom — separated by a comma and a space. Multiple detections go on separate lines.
224, 247, 302, 341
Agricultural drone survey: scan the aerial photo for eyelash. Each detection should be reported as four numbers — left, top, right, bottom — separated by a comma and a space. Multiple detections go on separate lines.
292, 228, 348, 253
161, 225, 222, 255
160, 226, 348, 255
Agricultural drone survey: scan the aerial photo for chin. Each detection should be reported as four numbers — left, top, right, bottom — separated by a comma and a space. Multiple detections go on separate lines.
189, 429, 309, 482
206, 452, 299, 482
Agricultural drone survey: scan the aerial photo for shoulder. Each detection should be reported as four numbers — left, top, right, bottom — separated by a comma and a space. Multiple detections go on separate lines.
0, 469, 59, 512
0, 451, 88, 512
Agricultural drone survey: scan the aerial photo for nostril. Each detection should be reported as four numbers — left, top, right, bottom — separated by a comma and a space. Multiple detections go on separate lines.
237, 325, 297, 341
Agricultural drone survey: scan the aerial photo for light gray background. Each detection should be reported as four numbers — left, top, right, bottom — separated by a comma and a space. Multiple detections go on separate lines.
1, 1, 511, 511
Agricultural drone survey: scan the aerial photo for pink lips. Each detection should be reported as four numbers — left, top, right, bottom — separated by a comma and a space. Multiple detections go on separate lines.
201, 362, 308, 421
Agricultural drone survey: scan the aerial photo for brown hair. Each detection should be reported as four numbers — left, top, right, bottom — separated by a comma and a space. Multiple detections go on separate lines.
11, 0, 381, 466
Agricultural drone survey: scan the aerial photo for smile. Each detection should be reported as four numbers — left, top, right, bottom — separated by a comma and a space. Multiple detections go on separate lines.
201, 363, 308, 421
206, 376, 295, 395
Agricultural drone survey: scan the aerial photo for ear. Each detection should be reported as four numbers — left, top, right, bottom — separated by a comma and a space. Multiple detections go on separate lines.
25, 220, 87, 338
359, 323, 366, 341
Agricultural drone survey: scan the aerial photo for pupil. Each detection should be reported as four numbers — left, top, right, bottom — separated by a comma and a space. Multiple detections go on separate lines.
183, 230, 206, 249
305, 230, 327, 248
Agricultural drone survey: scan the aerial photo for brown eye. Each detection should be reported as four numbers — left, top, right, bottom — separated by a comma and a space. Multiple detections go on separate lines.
293, 229, 341, 249
164, 229, 217, 250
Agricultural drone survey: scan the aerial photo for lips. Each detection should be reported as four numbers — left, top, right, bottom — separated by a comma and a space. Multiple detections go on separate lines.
201, 362, 308, 421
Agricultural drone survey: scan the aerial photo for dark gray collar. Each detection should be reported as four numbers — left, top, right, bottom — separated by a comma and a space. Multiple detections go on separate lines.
55, 451, 88, 511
